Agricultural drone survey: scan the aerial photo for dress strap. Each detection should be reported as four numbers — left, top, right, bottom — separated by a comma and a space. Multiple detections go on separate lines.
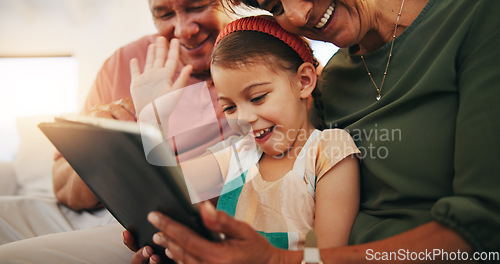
291, 130, 320, 197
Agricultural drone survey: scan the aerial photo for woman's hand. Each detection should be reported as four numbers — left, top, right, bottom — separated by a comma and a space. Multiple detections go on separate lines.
147, 201, 284, 264
130, 36, 192, 116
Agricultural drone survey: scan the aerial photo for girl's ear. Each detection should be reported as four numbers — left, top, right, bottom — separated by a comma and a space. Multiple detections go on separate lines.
297, 62, 317, 99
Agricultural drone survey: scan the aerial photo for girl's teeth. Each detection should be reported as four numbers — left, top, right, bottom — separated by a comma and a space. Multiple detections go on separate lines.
255, 128, 270, 138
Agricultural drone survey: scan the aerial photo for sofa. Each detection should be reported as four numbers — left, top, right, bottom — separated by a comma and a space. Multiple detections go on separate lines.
0, 115, 57, 197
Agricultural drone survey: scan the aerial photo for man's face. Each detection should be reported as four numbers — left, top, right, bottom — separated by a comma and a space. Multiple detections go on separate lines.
149, 0, 232, 73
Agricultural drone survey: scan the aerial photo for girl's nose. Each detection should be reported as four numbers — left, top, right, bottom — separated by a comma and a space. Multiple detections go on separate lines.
174, 15, 200, 39
238, 108, 258, 124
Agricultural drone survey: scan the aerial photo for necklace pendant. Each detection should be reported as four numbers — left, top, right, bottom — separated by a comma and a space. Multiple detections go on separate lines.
361, 0, 405, 103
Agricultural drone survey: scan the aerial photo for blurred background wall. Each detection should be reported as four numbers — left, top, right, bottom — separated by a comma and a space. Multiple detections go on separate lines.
0, 0, 156, 106
0, 0, 155, 161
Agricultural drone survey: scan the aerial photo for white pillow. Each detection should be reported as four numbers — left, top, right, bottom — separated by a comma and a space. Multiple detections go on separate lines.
13, 115, 56, 196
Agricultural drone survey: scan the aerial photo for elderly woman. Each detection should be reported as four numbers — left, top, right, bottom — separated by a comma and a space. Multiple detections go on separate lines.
134, 0, 500, 263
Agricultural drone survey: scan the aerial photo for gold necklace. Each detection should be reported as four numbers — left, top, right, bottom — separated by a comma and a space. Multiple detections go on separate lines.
361, 0, 405, 101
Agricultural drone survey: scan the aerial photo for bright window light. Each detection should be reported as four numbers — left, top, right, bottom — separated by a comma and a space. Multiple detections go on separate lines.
308, 40, 339, 66
0, 57, 78, 161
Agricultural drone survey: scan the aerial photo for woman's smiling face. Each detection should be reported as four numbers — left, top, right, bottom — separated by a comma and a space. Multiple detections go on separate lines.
252, 0, 374, 48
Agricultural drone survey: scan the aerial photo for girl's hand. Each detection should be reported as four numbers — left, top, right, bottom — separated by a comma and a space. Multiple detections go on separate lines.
129, 36, 192, 116
147, 202, 282, 264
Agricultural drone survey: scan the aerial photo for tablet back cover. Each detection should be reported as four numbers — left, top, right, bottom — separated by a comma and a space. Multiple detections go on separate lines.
39, 118, 215, 262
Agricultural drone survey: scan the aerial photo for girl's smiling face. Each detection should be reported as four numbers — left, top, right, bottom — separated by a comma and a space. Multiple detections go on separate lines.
212, 62, 316, 157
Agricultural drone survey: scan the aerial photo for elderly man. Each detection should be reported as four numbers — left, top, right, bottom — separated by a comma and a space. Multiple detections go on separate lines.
55, 0, 233, 212
0, 0, 234, 262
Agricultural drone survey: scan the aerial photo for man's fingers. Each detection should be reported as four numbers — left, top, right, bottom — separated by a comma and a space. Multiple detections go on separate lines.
87, 107, 114, 119
144, 43, 156, 72
87, 103, 136, 121
117, 98, 136, 119
164, 38, 181, 82
130, 58, 141, 80
108, 104, 136, 121
153, 36, 167, 68
172, 65, 193, 91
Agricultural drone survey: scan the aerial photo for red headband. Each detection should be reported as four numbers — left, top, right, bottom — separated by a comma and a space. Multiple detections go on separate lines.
215, 16, 315, 64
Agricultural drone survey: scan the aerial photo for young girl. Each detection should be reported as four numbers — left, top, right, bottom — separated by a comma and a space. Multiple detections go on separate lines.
208, 16, 360, 250
130, 16, 360, 252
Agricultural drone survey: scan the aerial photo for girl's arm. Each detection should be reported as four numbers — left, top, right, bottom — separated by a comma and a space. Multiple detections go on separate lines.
315, 155, 359, 248
179, 152, 224, 203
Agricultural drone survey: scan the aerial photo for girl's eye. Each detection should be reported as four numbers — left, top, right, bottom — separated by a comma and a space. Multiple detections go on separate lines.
223, 105, 236, 114
251, 93, 267, 103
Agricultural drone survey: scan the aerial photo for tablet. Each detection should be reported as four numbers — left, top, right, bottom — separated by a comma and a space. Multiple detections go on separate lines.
39, 115, 220, 263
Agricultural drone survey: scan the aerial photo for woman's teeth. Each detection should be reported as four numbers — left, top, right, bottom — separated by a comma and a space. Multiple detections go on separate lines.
254, 128, 271, 138
315, 3, 335, 29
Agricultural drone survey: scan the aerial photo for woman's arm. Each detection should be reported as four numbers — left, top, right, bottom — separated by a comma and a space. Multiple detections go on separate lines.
315, 155, 359, 248
146, 203, 474, 264
321, 221, 474, 264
